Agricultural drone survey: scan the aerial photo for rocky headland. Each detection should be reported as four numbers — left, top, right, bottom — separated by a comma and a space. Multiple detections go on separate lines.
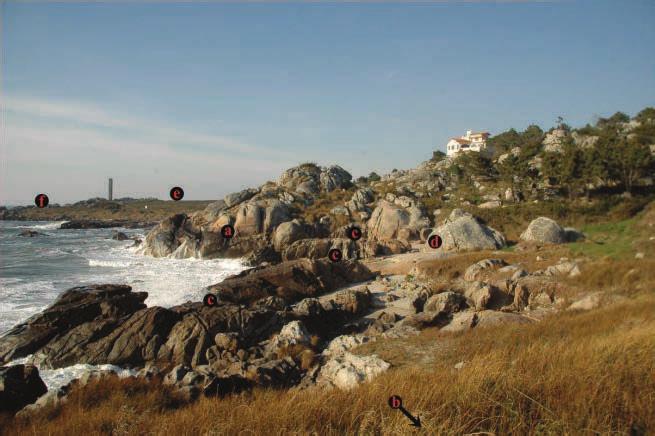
0, 158, 598, 414
1, 109, 654, 432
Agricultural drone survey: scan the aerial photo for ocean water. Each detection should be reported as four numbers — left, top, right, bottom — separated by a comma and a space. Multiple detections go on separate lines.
0, 220, 246, 387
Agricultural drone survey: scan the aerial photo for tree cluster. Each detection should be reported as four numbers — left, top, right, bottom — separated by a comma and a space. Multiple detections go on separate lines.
450, 107, 655, 197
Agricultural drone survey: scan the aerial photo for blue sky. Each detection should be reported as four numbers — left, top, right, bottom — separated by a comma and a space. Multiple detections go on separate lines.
2, 1, 655, 204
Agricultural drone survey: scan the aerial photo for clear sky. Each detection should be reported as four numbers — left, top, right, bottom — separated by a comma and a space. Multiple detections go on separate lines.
2, 1, 654, 205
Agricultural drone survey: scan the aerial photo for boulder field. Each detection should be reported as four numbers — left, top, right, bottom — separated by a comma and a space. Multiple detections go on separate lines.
137, 163, 436, 263
136, 162, 583, 265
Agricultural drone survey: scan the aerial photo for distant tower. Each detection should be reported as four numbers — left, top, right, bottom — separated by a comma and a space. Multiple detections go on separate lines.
108, 178, 113, 201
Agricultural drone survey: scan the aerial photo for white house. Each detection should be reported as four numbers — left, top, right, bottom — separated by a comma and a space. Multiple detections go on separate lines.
445, 130, 492, 158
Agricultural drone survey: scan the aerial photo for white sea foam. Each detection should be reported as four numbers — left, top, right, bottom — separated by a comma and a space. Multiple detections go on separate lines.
7, 356, 138, 391
1, 220, 248, 333
17, 221, 69, 230
40, 364, 138, 391
88, 259, 135, 268
83, 246, 246, 307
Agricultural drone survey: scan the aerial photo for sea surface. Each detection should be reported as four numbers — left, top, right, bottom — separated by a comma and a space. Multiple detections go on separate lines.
0, 220, 246, 388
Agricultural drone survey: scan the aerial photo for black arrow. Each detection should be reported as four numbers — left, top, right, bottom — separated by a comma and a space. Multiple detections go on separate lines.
399, 406, 421, 428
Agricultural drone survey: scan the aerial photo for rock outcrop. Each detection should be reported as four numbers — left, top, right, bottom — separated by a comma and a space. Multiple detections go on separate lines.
140, 163, 355, 260
520, 217, 566, 244
272, 220, 308, 252
0, 284, 148, 365
282, 238, 358, 261
0, 364, 48, 413
367, 200, 429, 242
209, 258, 375, 306
316, 352, 390, 390
429, 209, 506, 251
234, 200, 290, 237
278, 163, 352, 194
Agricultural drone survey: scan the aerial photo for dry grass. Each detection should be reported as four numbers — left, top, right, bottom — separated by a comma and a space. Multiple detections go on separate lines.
299, 187, 357, 226
412, 247, 570, 283
4, 290, 654, 436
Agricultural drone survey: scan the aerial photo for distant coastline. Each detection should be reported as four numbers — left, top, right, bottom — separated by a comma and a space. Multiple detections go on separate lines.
0, 198, 213, 223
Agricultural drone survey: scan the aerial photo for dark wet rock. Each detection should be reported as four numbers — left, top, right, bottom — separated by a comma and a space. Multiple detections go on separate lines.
156, 305, 284, 367
0, 364, 47, 413
209, 258, 375, 306
111, 231, 130, 241
0, 284, 147, 365
61, 220, 132, 229
18, 230, 46, 237
79, 306, 179, 367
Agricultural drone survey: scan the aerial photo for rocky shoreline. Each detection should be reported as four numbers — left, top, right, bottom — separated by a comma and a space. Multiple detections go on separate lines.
0, 209, 591, 415
0, 162, 596, 415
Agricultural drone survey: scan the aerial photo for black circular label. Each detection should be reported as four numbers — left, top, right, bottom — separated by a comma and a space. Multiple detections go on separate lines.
221, 224, 235, 239
428, 234, 443, 249
328, 248, 343, 263
388, 395, 403, 409
347, 226, 362, 241
34, 194, 49, 208
170, 187, 184, 201
203, 293, 217, 307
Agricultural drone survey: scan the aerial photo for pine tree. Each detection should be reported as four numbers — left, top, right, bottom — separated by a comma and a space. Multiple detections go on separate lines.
612, 137, 653, 194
